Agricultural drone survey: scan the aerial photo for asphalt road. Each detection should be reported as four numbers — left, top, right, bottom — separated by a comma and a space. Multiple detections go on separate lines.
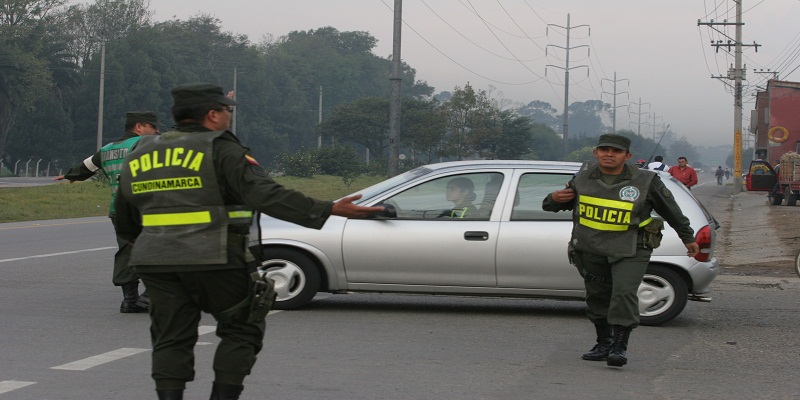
1, 173, 799, 399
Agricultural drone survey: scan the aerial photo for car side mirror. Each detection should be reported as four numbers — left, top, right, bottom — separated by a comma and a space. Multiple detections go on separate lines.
371, 203, 397, 219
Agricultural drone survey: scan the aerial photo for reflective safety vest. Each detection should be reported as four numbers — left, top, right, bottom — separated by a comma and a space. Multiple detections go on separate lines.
100, 136, 142, 215
570, 162, 655, 257
118, 130, 254, 266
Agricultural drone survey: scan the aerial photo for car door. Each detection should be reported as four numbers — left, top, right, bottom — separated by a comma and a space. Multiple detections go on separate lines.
746, 160, 776, 191
341, 171, 505, 287
495, 170, 583, 290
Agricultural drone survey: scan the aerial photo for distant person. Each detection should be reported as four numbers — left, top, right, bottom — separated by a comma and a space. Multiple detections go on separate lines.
647, 156, 668, 171
54, 110, 161, 313
445, 177, 478, 218
635, 159, 647, 168
715, 166, 724, 185
667, 157, 699, 190
724, 168, 731, 180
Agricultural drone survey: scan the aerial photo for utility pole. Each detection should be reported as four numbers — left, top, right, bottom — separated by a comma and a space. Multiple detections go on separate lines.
699, 1, 760, 193
231, 65, 237, 134
318, 85, 323, 149
629, 97, 650, 137
649, 113, 663, 141
546, 14, 589, 158
601, 72, 628, 133
388, 0, 402, 177
96, 42, 106, 151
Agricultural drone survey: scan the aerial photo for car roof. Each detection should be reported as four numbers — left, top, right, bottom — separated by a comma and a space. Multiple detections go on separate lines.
419, 159, 581, 172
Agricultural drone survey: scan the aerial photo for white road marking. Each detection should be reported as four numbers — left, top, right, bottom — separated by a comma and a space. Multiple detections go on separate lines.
198, 325, 216, 335
0, 381, 36, 394
0, 247, 115, 263
51, 348, 149, 371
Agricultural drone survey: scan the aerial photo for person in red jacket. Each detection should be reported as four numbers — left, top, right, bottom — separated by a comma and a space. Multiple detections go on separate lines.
668, 157, 699, 190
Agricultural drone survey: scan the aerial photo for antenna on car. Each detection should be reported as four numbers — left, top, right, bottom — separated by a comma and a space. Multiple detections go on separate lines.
645, 124, 671, 166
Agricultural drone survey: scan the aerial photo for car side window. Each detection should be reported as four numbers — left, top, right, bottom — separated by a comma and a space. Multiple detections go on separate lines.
511, 173, 574, 221
383, 172, 503, 220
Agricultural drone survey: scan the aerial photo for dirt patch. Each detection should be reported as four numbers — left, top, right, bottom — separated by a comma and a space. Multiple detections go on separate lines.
704, 189, 799, 278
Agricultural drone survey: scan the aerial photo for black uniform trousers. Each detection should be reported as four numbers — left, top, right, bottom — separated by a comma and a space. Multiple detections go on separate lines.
138, 268, 266, 390
110, 216, 138, 286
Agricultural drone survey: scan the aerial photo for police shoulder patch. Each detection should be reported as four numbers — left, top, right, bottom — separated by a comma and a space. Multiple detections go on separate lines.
661, 186, 672, 198
244, 154, 260, 166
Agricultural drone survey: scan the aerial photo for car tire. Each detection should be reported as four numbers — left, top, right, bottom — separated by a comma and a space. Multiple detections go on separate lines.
795, 250, 800, 279
770, 194, 783, 206
260, 248, 321, 310
638, 264, 688, 326
787, 191, 798, 206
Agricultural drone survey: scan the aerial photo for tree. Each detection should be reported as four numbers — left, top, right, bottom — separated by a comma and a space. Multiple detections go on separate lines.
438, 83, 498, 160
0, 0, 75, 166
669, 136, 700, 166
516, 100, 559, 130
564, 99, 611, 139
322, 97, 389, 160
62, 0, 153, 65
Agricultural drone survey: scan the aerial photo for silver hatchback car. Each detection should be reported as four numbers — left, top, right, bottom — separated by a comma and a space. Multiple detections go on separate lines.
254, 160, 719, 325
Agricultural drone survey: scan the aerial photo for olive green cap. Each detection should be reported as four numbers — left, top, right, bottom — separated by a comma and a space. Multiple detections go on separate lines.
171, 82, 236, 107
126, 110, 161, 127
597, 134, 630, 151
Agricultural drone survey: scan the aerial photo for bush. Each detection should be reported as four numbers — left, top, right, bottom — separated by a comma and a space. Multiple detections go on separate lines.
275, 149, 319, 178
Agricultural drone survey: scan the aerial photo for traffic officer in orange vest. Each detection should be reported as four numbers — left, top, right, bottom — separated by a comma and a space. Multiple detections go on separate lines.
542, 134, 699, 368
114, 83, 384, 400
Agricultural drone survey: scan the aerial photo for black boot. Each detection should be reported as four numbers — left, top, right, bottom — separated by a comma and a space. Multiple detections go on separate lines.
120, 282, 147, 313
581, 321, 613, 361
606, 325, 633, 367
209, 382, 244, 400
135, 288, 150, 309
156, 389, 183, 400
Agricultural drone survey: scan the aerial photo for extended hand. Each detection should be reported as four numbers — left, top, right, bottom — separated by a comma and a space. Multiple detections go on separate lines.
331, 194, 385, 218
684, 242, 700, 258
550, 188, 575, 203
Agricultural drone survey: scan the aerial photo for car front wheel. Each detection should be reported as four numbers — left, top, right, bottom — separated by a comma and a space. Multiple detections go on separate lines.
260, 248, 321, 310
638, 264, 688, 326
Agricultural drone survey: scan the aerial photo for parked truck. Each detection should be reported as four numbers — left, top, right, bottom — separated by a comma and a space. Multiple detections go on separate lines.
746, 80, 800, 205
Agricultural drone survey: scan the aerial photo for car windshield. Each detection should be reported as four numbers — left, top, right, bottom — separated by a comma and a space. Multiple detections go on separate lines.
346, 166, 433, 204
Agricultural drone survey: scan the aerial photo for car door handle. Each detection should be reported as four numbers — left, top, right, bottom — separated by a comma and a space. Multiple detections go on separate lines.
464, 231, 489, 241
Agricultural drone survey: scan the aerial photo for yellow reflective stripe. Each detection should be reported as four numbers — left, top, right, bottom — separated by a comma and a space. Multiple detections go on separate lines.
638, 217, 653, 227
581, 195, 634, 210
142, 211, 211, 226
228, 211, 253, 219
579, 217, 629, 231
450, 207, 468, 218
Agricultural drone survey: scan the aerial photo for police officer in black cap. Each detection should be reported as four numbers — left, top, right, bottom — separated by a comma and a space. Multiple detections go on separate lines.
542, 133, 699, 368
114, 82, 384, 400
55, 110, 161, 313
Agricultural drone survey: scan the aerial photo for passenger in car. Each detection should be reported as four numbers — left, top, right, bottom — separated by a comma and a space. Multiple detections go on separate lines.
542, 133, 699, 369
445, 177, 478, 218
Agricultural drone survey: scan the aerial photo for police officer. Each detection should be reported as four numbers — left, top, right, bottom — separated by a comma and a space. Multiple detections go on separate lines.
542, 134, 699, 368
113, 82, 384, 400
55, 110, 161, 312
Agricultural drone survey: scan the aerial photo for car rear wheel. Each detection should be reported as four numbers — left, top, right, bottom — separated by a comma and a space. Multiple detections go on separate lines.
787, 190, 798, 206
638, 264, 688, 326
260, 248, 320, 310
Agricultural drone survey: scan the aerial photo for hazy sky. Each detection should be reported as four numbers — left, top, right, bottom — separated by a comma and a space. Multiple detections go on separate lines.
136, 0, 799, 147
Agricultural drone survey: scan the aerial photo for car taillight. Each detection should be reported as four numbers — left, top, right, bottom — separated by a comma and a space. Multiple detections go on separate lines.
694, 225, 712, 262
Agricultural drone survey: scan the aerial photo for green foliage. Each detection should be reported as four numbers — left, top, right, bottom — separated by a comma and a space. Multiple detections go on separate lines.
0, 174, 386, 223
313, 145, 361, 187
276, 149, 319, 178
567, 146, 597, 163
